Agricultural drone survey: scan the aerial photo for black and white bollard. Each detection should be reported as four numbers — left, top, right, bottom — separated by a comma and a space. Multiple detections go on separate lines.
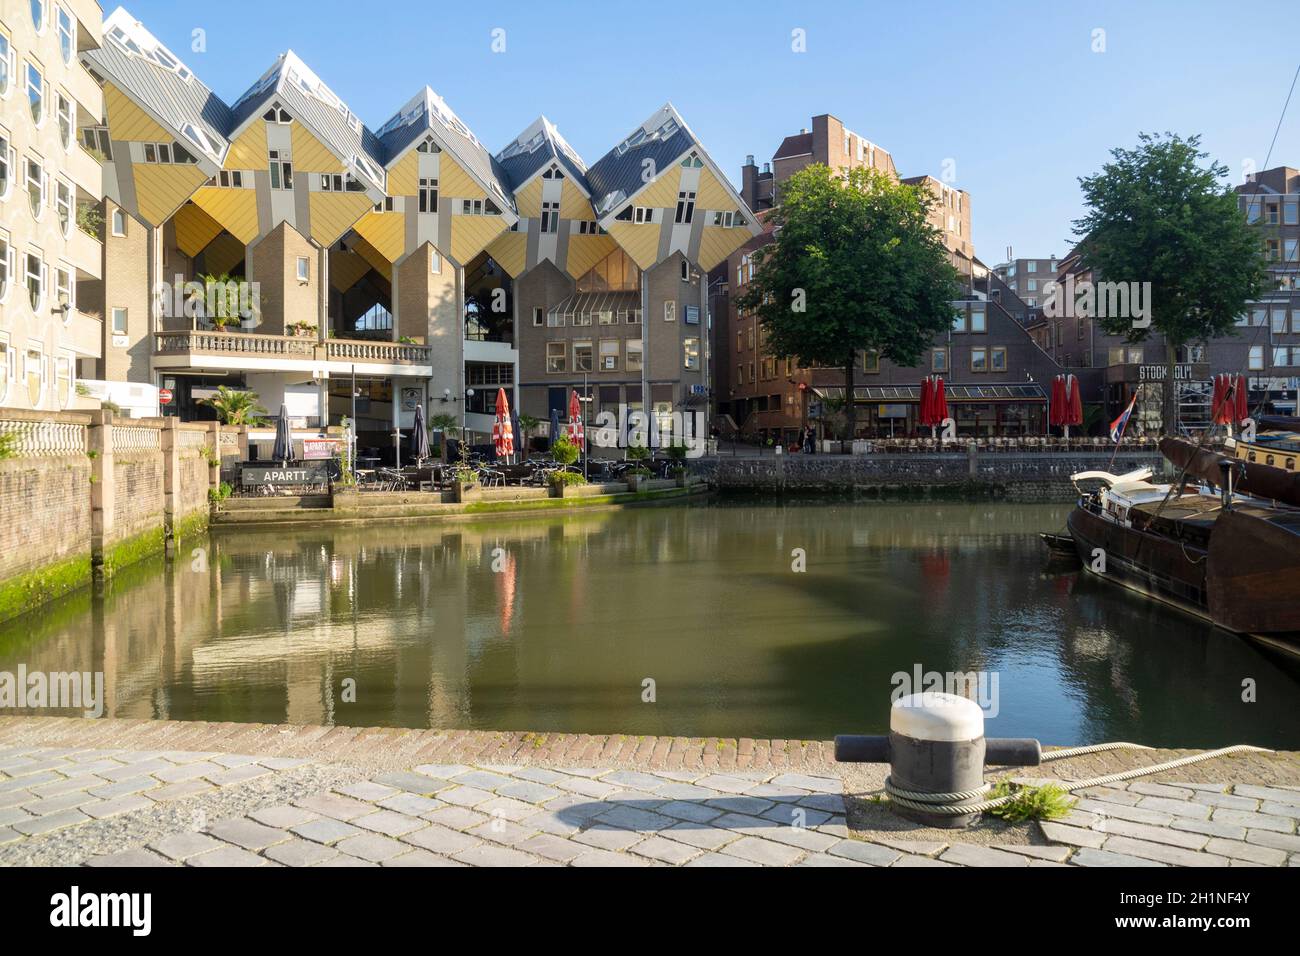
835, 692, 1041, 829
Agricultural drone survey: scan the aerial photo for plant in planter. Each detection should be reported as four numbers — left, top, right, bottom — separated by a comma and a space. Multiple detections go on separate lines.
547, 469, 584, 497
626, 465, 652, 492
667, 442, 690, 485
199, 385, 267, 426
288, 320, 318, 338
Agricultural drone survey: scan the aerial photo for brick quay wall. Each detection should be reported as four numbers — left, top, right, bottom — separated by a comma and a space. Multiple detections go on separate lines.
691, 450, 1169, 501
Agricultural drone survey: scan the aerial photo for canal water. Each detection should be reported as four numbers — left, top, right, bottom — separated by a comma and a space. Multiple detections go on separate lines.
2, 500, 1297, 749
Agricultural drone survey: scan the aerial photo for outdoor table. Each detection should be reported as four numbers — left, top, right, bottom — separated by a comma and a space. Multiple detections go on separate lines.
356, 456, 380, 469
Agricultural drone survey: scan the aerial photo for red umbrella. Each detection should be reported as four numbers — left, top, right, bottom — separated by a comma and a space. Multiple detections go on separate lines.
1233, 374, 1249, 424
919, 377, 934, 427
492, 387, 515, 460
1211, 374, 1228, 425
1049, 376, 1064, 427
1066, 374, 1083, 427
567, 389, 585, 445
933, 377, 948, 425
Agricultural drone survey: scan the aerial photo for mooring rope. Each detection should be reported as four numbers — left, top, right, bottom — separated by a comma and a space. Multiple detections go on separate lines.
882, 742, 1272, 815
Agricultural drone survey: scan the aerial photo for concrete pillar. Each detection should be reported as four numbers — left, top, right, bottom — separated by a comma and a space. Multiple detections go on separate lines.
206, 421, 221, 491
87, 409, 115, 574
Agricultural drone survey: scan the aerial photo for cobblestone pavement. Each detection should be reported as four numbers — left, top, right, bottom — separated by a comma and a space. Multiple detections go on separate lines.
1, 743, 1297, 867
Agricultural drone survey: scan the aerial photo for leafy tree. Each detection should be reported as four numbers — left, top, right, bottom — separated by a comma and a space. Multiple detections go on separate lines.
199, 385, 267, 425
737, 164, 960, 444
195, 272, 254, 330
1073, 133, 1267, 431
551, 434, 580, 467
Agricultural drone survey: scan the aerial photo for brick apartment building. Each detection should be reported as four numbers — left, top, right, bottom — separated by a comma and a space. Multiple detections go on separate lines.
711, 113, 1062, 445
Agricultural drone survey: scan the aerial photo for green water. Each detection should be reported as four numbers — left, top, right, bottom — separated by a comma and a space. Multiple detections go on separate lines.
2, 500, 1296, 749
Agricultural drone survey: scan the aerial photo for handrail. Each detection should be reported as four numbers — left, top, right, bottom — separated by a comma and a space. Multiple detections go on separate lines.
153, 331, 431, 363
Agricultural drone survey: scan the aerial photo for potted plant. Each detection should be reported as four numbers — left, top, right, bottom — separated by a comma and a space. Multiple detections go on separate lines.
429, 413, 459, 459
451, 462, 479, 503
549, 434, 582, 495
625, 465, 652, 492
667, 442, 690, 487
547, 469, 583, 498
198, 385, 267, 425
288, 320, 317, 338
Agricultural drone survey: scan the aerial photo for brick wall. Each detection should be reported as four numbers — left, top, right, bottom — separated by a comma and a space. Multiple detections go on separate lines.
0, 456, 93, 579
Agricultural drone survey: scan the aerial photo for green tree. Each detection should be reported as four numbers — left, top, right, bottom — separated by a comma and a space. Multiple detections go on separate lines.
1073, 133, 1267, 431
737, 164, 960, 444
196, 272, 252, 329
200, 385, 267, 425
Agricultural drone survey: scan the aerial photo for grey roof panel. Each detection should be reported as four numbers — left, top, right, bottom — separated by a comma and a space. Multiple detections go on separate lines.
585, 105, 697, 218
496, 116, 589, 194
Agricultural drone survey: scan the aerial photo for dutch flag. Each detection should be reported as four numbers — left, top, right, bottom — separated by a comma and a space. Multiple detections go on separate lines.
1109, 391, 1139, 443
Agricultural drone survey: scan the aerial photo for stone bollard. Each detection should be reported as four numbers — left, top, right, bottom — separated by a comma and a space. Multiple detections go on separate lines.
835, 692, 1041, 829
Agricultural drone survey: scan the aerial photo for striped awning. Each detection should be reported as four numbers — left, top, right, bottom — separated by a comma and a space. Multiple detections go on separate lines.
814, 383, 1046, 402
547, 291, 641, 318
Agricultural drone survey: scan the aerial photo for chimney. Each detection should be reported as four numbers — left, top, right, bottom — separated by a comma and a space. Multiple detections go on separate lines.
741, 154, 759, 211
763, 162, 770, 174
800, 128, 808, 135
745, 154, 755, 166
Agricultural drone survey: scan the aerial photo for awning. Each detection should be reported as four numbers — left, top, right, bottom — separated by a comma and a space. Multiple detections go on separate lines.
813, 383, 1046, 402
547, 291, 641, 318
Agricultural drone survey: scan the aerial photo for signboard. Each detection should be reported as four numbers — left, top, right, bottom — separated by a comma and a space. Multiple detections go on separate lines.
1138, 364, 1194, 382
401, 387, 422, 411
302, 439, 341, 460
689, 384, 708, 396
241, 465, 330, 487
684, 305, 700, 325
158, 388, 173, 405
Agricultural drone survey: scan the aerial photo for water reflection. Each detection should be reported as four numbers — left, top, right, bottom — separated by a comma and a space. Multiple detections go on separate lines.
1, 500, 1296, 748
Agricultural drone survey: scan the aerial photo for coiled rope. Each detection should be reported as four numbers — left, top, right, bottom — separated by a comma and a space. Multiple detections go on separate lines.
882, 742, 1272, 815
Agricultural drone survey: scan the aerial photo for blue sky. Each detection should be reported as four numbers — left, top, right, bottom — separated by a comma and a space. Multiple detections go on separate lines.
120, 0, 1298, 264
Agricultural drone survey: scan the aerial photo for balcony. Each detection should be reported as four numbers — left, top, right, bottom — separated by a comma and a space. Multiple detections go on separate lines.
153, 331, 433, 377
69, 223, 103, 280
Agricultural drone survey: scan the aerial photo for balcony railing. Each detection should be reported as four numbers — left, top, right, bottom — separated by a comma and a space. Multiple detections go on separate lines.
154, 331, 431, 365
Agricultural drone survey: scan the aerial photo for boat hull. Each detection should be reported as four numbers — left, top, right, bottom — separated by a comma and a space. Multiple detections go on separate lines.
1161, 436, 1300, 506
1206, 508, 1300, 635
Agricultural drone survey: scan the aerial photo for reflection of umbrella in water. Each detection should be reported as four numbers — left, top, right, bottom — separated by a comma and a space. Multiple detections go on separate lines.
411, 403, 430, 464
272, 404, 292, 464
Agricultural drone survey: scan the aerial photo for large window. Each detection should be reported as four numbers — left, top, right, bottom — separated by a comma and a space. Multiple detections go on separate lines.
25, 249, 45, 312
573, 341, 593, 373
25, 344, 44, 407
57, 7, 75, 64
30, 1, 46, 32
626, 340, 643, 372
26, 62, 43, 125
269, 148, 292, 189
0, 131, 11, 199
25, 156, 44, 219
56, 92, 72, 149
0, 232, 10, 302
546, 341, 566, 373
540, 201, 559, 234
1248, 345, 1264, 371
54, 178, 70, 235
683, 337, 700, 371
970, 309, 986, 332
418, 177, 437, 213
674, 191, 695, 224
0, 32, 11, 98
81, 126, 112, 161
599, 339, 619, 371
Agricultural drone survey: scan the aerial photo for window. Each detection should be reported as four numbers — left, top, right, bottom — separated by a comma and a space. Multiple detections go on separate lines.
712, 210, 735, 228
573, 341, 593, 372
951, 312, 966, 332
674, 191, 695, 224
663, 301, 676, 322
1285, 200, 1299, 226
540, 201, 559, 233
546, 342, 566, 373
991, 347, 1007, 372
932, 347, 947, 372
269, 149, 292, 189
54, 178, 70, 235
577, 220, 603, 234
970, 309, 986, 332
430, 250, 441, 274
1272, 309, 1288, 333
597, 310, 615, 325
0, 338, 8, 403
736, 364, 745, 385
626, 309, 641, 324
970, 347, 988, 372
53, 263, 70, 317
1248, 345, 1264, 371
25, 249, 45, 311
54, 93, 73, 150
25, 156, 44, 219
1274, 347, 1290, 368
863, 350, 880, 373
214, 169, 243, 188
296, 256, 309, 282
532, 307, 544, 327
599, 339, 619, 370
81, 126, 111, 160
57, 7, 74, 63
31, 1, 46, 32
111, 306, 127, 334
319, 173, 343, 191
54, 353, 71, 408
262, 106, 292, 124
0, 32, 12, 98
684, 337, 700, 370
626, 340, 643, 372
418, 177, 437, 213
633, 206, 653, 224
25, 344, 44, 407
680, 259, 689, 282
572, 312, 592, 327
26, 62, 43, 125
111, 207, 126, 236
546, 310, 563, 328
0, 232, 10, 302
0, 131, 11, 199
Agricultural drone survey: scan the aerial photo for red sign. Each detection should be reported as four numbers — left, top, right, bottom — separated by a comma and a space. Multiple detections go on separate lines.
158, 388, 173, 405
302, 439, 341, 460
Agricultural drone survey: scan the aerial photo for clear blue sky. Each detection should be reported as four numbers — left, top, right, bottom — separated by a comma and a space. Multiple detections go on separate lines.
120, 0, 1299, 264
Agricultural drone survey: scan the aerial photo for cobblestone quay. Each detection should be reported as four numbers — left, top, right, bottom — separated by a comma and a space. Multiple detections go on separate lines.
1, 718, 1295, 868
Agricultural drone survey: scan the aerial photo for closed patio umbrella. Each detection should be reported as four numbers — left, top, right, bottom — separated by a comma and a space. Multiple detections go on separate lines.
933, 377, 948, 431
1211, 374, 1230, 425
1064, 374, 1083, 439
567, 389, 585, 446
492, 387, 515, 461
919, 377, 934, 430
410, 403, 430, 465
272, 404, 292, 464
1233, 373, 1249, 426
1049, 376, 1065, 430
549, 407, 562, 452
